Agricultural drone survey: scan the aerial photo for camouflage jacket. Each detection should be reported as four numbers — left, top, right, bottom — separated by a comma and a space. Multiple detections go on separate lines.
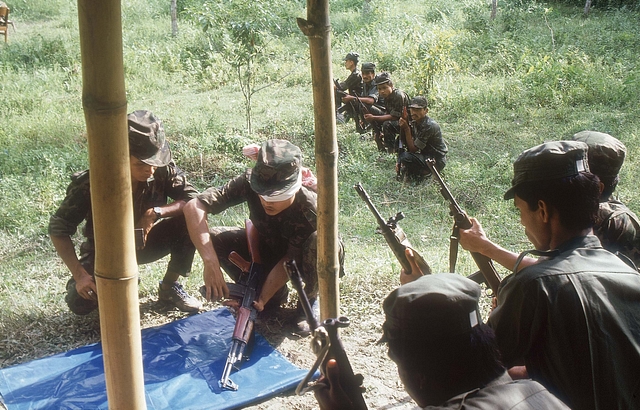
362, 80, 380, 105
411, 116, 448, 159
595, 198, 640, 269
384, 88, 410, 119
197, 172, 317, 260
338, 69, 363, 96
48, 164, 198, 250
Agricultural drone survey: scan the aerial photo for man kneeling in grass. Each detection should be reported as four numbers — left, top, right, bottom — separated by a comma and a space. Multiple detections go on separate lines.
49, 110, 202, 315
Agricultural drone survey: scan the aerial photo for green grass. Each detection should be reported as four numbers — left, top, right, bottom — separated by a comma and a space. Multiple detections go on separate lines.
1, 0, 639, 370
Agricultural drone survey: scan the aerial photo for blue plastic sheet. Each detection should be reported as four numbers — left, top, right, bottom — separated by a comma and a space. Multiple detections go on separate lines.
0, 308, 309, 410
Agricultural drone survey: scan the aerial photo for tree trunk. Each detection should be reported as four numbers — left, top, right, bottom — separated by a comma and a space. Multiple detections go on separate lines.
584, 0, 592, 16
171, 0, 178, 37
298, 0, 339, 319
491, 0, 497, 20
77, 0, 146, 408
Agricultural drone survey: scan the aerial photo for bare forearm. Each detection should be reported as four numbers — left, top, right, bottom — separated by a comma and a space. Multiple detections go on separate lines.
155, 199, 187, 218
473, 241, 536, 272
257, 257, 289, 306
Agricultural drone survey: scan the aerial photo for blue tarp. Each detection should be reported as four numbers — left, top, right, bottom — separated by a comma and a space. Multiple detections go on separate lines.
0, 308, 308, 410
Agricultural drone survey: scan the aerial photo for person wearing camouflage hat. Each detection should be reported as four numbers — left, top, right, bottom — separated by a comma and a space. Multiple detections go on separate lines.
314, 274, 569, 409
448, 141, 640, 409
184, 139, 344, 335
571, 131, 640, 270
334, 52, 363, 125
363, 72, 411, 153
49, 110, 202, 315
396, 96, 448, 182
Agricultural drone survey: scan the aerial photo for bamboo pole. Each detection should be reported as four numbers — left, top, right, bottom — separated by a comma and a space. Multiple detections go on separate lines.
297, 0, 339, 319
77, 1, 146, 408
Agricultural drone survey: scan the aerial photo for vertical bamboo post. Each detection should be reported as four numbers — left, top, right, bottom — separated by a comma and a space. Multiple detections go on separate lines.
298, 0, 339, 319
77, 1, 146, 408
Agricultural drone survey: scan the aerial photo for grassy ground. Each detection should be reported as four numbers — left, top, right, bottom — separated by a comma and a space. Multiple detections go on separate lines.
1, 0, 639, 408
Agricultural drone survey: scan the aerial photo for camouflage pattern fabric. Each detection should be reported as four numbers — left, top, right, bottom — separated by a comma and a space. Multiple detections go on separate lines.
595, 198, 640, 270
380, 88, 410, 149
397, 115, 448, 179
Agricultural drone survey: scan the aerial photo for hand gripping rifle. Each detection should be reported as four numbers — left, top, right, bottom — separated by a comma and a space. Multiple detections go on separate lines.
219, 219, 262, 391
354, 183, 431, 275
425, 159, 502, 294
284, 260, 367, 410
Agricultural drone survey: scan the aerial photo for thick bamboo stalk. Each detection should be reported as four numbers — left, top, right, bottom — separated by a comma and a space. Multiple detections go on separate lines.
298, 0, 339, 319
77, 1, 146, 408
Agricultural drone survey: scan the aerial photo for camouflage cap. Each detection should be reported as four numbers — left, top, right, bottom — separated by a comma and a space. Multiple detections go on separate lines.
128, 110, 171, 167
504, 140, 589, 200
572, 131, 626, 178
374, 72, 391, 86
343, 52, 359, 63
361, 62, 376, 73
249, 139, 302, 197
408, 96, 428, 109
382, 274, 482, 345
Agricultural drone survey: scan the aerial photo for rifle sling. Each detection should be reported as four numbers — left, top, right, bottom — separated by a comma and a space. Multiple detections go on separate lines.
449, 224, 460, 273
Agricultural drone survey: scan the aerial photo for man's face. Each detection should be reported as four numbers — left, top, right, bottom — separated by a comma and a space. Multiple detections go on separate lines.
130, 156, 157, 182
259, 195, 296, 216
409, 107, 427, 122
344, 59, 356, 71
377, 83, 393, 99
362, 71, 375, 83
514, 195, 551, 250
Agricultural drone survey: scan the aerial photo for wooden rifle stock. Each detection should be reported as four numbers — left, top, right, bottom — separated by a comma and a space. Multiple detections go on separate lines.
425, 160, 502, 294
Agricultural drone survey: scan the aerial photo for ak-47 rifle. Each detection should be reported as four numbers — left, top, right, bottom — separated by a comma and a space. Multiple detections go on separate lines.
425, 159, 502, 294
334, 79, 368, 132
284, 260, 367, 410
354, 183, 431, 275
219, 219, 262, 391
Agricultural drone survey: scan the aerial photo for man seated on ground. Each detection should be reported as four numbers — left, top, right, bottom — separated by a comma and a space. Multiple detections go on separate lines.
453, 141, 640, 409
184, 139, 342, 334
334, 52, 363, 124
363, 72, 410, 153
340, 62, 385, 134
49, 110, 202, 315
314, 273, 569, 409
571, 130, 640, 270
396, 96, 448, 182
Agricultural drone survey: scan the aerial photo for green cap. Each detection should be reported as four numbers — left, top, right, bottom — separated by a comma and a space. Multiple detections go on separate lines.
361, 62, 376, 72
374, 72, 391, 85
128, 110, 171, 167
343, 52, 359, 63
408, 96, 428, 109
249, 139, 302, 197
504, 141, 589, 200
382, 274, 482, 344
572, 131, 626, 178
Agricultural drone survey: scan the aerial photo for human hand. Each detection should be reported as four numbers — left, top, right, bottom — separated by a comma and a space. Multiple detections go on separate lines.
400, 248, 426, 285
458, 217, 490, 254
202, 263, 229, 301
398, 117, 408, 128
137, 208, 158, 242
314, 359, 360, 410
301, 167, 318, 192
76, 272, 97, 301
342, 95, 354, 103
252, 299, 265, 312
363, 113, 373, 121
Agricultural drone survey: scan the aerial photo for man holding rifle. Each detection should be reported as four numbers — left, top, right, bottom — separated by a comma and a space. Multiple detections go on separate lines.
454, 141, 640, 409
184, 139, 341, 334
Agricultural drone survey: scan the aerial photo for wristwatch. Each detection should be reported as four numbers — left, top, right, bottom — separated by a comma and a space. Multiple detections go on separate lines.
153, 206, 162, 220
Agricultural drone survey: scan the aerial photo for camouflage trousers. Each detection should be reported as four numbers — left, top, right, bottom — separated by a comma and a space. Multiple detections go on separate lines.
209, 227, 345, 306
397, 151, 446, 180
66, 215, 196, 315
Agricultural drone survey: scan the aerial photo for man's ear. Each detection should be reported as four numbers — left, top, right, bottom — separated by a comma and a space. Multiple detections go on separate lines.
537, 199, 551, 223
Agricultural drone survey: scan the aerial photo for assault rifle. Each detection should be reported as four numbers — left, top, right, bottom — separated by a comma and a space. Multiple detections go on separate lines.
284, 260, 367, 410
219, 219, 262, 391
334, 79, 369, 133
354, 183, 431, 275
425, 159, 502, 294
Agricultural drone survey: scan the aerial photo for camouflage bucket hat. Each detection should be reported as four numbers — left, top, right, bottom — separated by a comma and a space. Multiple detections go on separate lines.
128, 110, 171, 167
361, 62, 376, 73
381, 274, 482, 345
374, 72, 391, 85
343, 52, 359, 63
408, 96, 428, 109
504, 140, 589, 200
249, 139, 302, 197
572, 131, 626, 178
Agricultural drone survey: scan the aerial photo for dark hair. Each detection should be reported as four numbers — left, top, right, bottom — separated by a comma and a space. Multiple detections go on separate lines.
389, 324, 505, 403
599, 175, 619, 199
513, 172, 600, 231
